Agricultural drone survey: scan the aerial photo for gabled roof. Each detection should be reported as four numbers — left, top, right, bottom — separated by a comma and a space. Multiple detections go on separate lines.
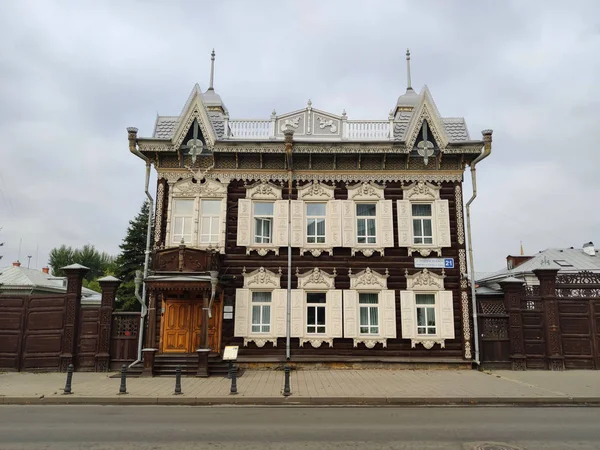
477, 247, 600, 284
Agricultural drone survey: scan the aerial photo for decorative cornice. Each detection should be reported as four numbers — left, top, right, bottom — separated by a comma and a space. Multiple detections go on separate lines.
172, 178, 228, 197
138, 141, 172, 153
242, 266, 282, 289
405, 268, 445, 291
296, 267, 336, 290
245, 180, 283, 199
347, 181, 385, 200
349, 267, 389, 290
156, 170, 464, 184
298, 181, 335, 200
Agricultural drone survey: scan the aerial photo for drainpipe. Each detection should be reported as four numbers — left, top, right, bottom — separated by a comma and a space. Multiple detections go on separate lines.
127, 127, 154, 368
465, 129, 493, 366
284, 127, 294, 360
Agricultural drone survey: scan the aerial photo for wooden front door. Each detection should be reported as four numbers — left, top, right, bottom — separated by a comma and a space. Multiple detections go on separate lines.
161, 297, 223, 353
162, 300, 192, 353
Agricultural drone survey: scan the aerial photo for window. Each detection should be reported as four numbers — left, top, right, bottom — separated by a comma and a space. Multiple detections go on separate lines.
356, 203, 376, 244
172, 199, 194, 244
412, 204, 433, 244
306, 292, 326, 334
200, 200, 221, 244
306, 203, 326, 244
254, 202, 274, 244
359, 293, 379, 335
416, 294, 436, 335
251, 291, 271, 333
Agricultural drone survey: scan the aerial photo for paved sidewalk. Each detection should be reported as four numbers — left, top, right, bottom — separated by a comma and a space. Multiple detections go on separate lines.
1, 369, 600, 406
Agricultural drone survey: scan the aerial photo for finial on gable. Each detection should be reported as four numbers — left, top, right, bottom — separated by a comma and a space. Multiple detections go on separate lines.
209, 49, 216, 91
406, 48, 412, 91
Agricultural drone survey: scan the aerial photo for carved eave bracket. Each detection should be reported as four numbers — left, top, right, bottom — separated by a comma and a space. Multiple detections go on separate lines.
349, 267, 389, 290
296, 267, 336, 290
245, 181, 283, 200
298, 181, 335, 200
347, 181, 385, 201
405, 268, 445, 291
172, 178, 229, 198
242, 266, 282, 289
402, 181, 441, 201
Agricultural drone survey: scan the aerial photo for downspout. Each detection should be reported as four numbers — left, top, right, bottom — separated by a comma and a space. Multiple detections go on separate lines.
465, 129, 493, 366
283, 128, 294, 360
127, 127, 154, 368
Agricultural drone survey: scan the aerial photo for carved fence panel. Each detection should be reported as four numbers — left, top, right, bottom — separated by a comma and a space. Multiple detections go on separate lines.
110, 312, 140, 369
477, 298, 510, 368
556, 271, 600, 370
521, 285, 547, 369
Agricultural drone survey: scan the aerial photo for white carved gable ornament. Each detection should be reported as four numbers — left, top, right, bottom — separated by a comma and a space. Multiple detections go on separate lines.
299, 181, 335, 200
402, 181, 440, 201
245, 181, 282, 200
405, 268, 445, 291
348, 181, 385, 200
296, 267, 336, 290
172, 178, 228, 197
242, 266, 282, 289
349, 267, 389, 290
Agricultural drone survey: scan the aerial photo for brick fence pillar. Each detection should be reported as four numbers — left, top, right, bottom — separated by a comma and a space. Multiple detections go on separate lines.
499, 278, 526, 370
534, 268, 563, 370
96, 276, 121, 372
60, 264, 89, 372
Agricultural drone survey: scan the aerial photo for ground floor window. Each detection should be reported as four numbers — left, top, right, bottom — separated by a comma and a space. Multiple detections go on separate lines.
359, 293, 379, 335
416, 293, 436, 335
251, 291, 271, 333
306, 292, 326, 334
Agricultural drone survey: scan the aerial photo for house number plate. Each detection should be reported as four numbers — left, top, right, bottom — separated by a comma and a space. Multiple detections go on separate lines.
414, 258, 454, 269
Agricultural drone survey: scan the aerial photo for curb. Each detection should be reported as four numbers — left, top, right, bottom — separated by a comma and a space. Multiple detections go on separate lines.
3, 396, 600, 406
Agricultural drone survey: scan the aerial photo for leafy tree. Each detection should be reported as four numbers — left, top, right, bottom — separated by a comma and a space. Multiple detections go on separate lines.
48, 244, 115, 281
115, 201, 152, 311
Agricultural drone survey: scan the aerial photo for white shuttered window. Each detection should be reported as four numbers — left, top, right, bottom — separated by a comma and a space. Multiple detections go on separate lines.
253, 202, 274, 244
172, 199, 194, 244
200, 199, 221, 244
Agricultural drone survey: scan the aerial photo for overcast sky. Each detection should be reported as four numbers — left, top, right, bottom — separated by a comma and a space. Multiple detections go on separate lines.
1, 0, 598, 273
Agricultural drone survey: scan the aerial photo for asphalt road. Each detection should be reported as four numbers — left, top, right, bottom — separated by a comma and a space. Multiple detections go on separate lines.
0, 405, 599, 449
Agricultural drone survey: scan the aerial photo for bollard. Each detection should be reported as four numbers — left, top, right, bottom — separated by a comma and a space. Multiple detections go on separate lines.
227, 360, 233, 380
63, 364, 74, 395
283, 364, 291, 397
174, 365, 182, 395
230, 364, 238, 395
119, 364, 128, 395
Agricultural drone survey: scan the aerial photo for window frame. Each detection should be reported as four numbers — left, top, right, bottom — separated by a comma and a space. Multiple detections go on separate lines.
411, 202, 434, 246
171, 198, 195, 245
305, 202, 327, 245
253, 202, 275, 244
199, 199, 222, 245
305, 291, 327, 335
415, 292, 438, 337
250, 290, 272, 334
358, 291, 380, 336
356, 202, 377, 245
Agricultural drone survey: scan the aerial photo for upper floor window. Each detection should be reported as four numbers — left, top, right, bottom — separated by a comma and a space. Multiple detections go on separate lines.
200, 199, 221, 244
356, 203, 377, 244
412, 204, 433, 245
251, 291, 272, 333
359, 293, 379, 335
306, 292, 326, 334
306, 203, 326, 244
172, 199, 194, 244
415, 293, 436, 335
254, 202, 274, 244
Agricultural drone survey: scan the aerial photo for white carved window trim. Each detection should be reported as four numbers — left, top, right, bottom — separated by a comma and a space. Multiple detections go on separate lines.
234, 267, 286, 348
398, 181, 451, 257
400, 268, 454, 350
343, 267, 396, 348
343, 182, 393, 257
292, 268, 341, 348
237, 181, 287, 256
165, 178, 228, 253
293, 181, 341, 257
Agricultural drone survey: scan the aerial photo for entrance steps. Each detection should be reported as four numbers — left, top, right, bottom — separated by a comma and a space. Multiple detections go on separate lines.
153, 353, 233, 377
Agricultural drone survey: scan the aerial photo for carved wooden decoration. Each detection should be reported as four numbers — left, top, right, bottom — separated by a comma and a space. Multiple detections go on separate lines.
405, 268, 445, 291
296, 267, 336, 290
349, 267, 389, 290
242, 266, 282, 289
245, 181, 282, 200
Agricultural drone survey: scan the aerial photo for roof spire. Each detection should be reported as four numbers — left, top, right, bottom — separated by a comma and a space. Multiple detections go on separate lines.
209, 49, 215, 91
406, 48, 412, 91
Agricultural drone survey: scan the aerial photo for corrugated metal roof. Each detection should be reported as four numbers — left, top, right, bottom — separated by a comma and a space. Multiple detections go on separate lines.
0, 266, 65, 290
477, 247, 600, 283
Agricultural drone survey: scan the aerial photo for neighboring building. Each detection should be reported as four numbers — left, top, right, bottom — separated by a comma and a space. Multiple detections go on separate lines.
476, 242, 599, 295
0, 261, 101, 305
129, 50, 492, 373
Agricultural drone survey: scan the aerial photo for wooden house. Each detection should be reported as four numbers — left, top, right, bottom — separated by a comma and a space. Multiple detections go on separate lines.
128, 51, 492, 375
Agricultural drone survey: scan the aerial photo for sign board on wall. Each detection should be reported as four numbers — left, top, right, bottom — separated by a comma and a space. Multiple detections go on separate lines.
223, 312, 233, 320
414, 258, 455, 269
224, 306, 233, 313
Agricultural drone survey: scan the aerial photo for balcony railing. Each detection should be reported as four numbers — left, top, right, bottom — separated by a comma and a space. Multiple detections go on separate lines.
225, 118, 392, 141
